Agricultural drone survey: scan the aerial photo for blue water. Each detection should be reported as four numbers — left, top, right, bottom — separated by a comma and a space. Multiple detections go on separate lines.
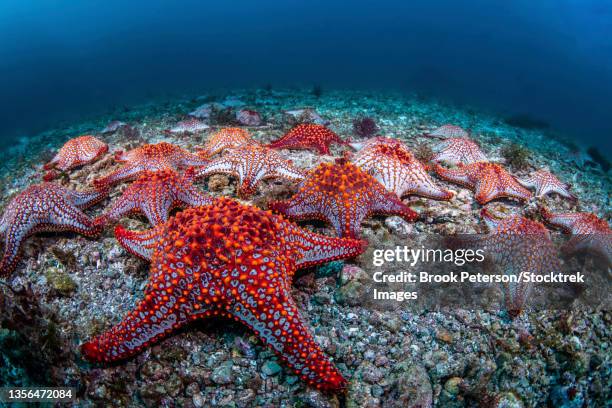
1, 0, 611, 155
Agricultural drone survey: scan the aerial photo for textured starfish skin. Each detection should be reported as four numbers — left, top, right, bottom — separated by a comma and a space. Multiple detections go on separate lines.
477, 208, 560, 317
96, 169, 212, 226
81, 198, 367, 392
93, 142, 208, 189
196, 128, 254, 159
434, 162, 532, 204
44, 135, 108, 172
167, 118, 210, 134
426, 124, 469, 139
269, 161, 418, 238
194, 145, 305, 198
268, 124, 347, 155
518, 169, 576, 200
351, 137, 453, 200
0, 183, 107, 276
430, 138, 488, 165
541, 207, 611, 264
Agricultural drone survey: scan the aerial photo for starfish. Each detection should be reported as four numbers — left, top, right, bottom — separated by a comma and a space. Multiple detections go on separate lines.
268, 124, 347, 155
96, 169, 212, 227
167, 118, 210, 134
351, 137, 453, 200
430, 138, 488, 165
0, 183, 107, 277
434, 162, 532, 204
196, 128, 255, 159
518, 169, 576, 200
476, 208, 560, 317
425, 124, 469, 139
236, 109, 262, 126
93, 142, 208, 189
44, 135, 108, 172
81, 198, 366, 392
540, 207, 611, 265
269, 161, 418, 238
194, 145, 305, 198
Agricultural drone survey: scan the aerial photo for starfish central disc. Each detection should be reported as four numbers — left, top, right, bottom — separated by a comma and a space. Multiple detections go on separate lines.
270, 161, 418, 238
268, 123, 346, 155
44, 135, 108, 172
81, 198, 367, 392
197, 128, 254, 159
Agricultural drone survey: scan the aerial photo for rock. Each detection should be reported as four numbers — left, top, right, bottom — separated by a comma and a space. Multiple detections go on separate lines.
444, 377, 462, 395
211, 360, 234, 385
208, 174, 230, 192
483, 391, 525, 408
192, 392, 206, 408
387, 361, 433, 408
298, 390, 339, 408
436, 328, 453, 343
45, 267, 77, 296
316, 260, 344, 278
283, 108, 329, 126
261, 360, 282, 376
236, 109, 263, 126
385, 216, 413, 237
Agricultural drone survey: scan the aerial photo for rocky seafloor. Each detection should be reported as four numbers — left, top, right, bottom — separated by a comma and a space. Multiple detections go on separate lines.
0, 88, 610, 407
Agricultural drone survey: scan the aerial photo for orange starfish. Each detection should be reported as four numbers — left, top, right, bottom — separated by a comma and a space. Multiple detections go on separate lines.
93, 142, 208, 189
44, 135, 108, 172
269, 160, 418, 238
268, 124, 347, 155
196, 128, 254, 159
351, 137, 453, 200
96, 169, 212, 226
434, 162, 532, 204
82, 198, 367, 392
541, 207, 611, 265
194, 145, 304, 198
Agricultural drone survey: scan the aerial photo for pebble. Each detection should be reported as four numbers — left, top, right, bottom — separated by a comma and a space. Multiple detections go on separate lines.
261, 361, 282, 376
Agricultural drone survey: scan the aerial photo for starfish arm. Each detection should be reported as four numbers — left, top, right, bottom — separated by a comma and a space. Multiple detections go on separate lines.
316, 143, 331, 155
43, 153, 61, 170
504, 181, 533, 202
59, 186, 108, 209
0, 220, 33, 276
94, 164, 142, 189
269, 197, 325, 223
114, 224, 164, 261
230, 285, 346, 392
404, 174, 454, 200
539, 208, 579, 232
369, 192, 419, 223
543, 183, 576, 200
433, 165, 472, 187
101, 190, 140, 224
193, 159, 235, 180
178, 152, 209, 168
268, 164, 306, 182
80, 286, 198, 362
48, 204, 102, 237
517, 176, 536, 190
176, 186, 213, 208
288, 226, 367, 268
563, 235, 612, 265
473, 178, 500, 204
141, 193, 174, 226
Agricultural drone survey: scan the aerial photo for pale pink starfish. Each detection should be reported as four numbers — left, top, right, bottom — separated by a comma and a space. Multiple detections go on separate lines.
518, 169, 576, 200
426, 124, 469, 139
351, 137, 453, 200
167, 118, 210, 134
430, 138, 488, 165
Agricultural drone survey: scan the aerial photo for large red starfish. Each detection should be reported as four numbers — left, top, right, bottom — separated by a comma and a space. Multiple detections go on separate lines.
44, 135, 108, 172
477, 208, 560, 317
434, 162, 532, 204
194, 145, 305, 198
268, 124, 347, 155
196, 127, 255, 159
269, 161, 418, 238
540, 207, 611, 265
430, 138, 488, 165
0, 183, 107, 276
96, 169, 212, 227
518, 169, 576, 200
351, 137, 453, 200
93, 142, 208, 189
81, 198, 366, 392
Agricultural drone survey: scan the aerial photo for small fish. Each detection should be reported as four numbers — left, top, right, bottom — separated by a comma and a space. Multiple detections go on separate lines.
167, 118, 210, 134
236, 109, 262, 126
